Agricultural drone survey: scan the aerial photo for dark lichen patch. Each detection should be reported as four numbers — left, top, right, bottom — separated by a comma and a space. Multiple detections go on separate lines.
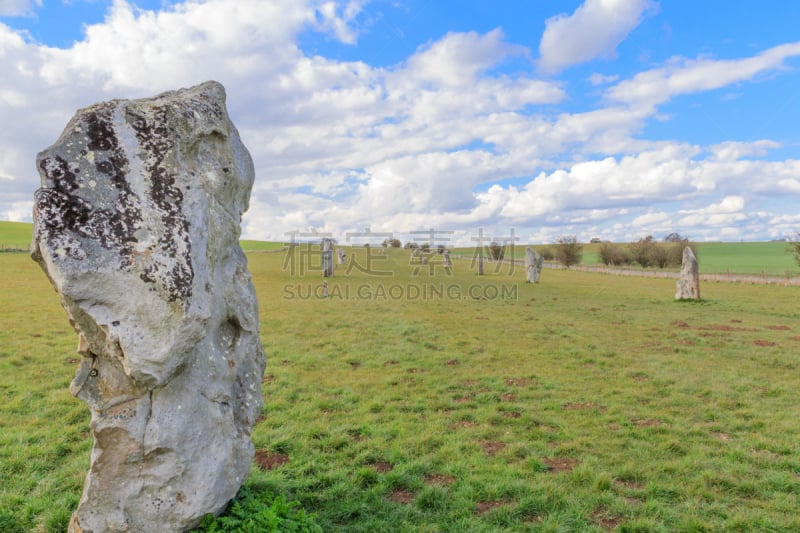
126, 105, 192, 302
33, 96, 199, 305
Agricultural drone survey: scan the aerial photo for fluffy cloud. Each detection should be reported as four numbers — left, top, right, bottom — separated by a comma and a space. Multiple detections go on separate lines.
0, 0, 40, 17
538, 0, 656, 73
605, 42, 800, 108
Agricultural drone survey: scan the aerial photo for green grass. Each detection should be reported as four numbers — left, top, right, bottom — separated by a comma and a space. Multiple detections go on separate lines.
240, 240, 286, 252
0, 221, 33, 251
3, 247, 800, 531
691, 242, 798, 275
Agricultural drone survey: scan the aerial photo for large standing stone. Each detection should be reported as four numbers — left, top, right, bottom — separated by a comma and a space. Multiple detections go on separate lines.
524, 247, 543, 283
31, 81, 265, 533
675, 246, 700, 300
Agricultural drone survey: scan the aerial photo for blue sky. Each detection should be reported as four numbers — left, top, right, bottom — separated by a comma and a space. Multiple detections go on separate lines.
1, 0, 800, 243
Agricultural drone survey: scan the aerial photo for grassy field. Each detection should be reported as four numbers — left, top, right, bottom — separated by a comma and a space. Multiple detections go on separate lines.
2, 245, 800, 532
0, 221, 33, 251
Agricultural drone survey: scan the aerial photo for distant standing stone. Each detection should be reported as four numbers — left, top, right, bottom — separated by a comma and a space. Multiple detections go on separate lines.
478, 254, 485, 275
525, 247, 543, 283
31, 81, 265, 533
675, 246, 700, 300
443, 251, 452, 268
322, 238, 334, 277
337, 247, 346, 264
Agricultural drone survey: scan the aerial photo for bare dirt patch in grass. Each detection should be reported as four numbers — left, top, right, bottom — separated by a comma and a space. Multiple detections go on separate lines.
501, 411, 522, 419
460, 379, 481, 387
542, 457, 580, 472
367, 461, 394, 473
406, 367, 425, 373
716, 432, 731, 441
766, 325, 791, 331
563, 402, 607, 412
632, 418, 663, 427
423, 474, 454, 486
702, 324, 758, 332
450, 420, 477, 429
388, 490, 414, 504
254, 450, 289, 471
615, 479, 644, 491
475, 500, 505, 515
445, 359, 459, 365
262, 374, 275, 383
479, 440, 506, 455
501, 393, 516, 402
383, 360, 399, 366
671, 320, 691, 329
754, 340, 777, 347
591, 508, 624, 531
506, 377, 536, 386
791, 336, 800, 341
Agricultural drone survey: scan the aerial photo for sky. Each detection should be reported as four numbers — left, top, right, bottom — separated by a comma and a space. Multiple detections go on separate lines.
1, 0, 800, 245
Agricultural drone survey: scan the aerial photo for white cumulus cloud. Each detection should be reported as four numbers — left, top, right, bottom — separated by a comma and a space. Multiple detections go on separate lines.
538, 0, 656, 73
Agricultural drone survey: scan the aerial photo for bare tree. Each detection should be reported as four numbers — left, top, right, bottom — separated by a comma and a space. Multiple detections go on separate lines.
488, 242, 505, 261
790, 233, 800, 267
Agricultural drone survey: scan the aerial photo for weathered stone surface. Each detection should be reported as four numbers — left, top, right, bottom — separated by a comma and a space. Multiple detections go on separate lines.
675, 246, 700, 300
321, 238, 334, 277
525, 247, 543, 283
443, 251, 452, 268
337, 247, 346, 265
31, 81, 265, 533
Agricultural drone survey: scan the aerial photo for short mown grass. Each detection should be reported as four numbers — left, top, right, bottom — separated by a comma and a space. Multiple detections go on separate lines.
2, 245, 800, 531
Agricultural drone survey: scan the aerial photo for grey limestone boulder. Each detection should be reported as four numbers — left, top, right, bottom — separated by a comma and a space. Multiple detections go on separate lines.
31, 81, 265, 533
675, 246, 700, 300
525, 246, 543, 283
321, 237, 334, 276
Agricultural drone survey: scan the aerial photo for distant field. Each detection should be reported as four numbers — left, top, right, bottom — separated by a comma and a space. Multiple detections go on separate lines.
3, 221, 798, 275
457, 241, 798, 276
240, 240, 286, 251
0, 221, 32, 250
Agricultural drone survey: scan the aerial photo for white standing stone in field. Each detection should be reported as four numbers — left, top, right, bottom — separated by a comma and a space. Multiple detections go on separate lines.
337, 247, 346, 265
525, 247, 543, 283
321, 238, 334, 277
31, 81, 266, 533
675, 246, 700, 300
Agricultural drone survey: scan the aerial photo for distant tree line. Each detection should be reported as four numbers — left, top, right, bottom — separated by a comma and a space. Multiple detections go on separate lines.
599, 235, 695, 268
